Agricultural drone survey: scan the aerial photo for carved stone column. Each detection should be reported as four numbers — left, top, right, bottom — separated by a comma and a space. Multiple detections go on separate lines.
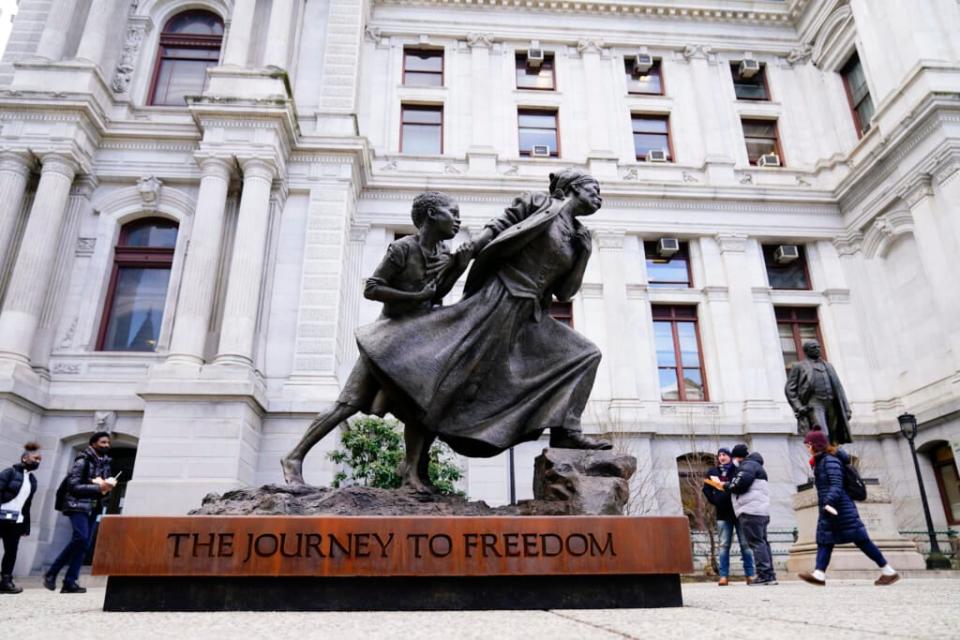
263, 0, 298, 69
0, 152, 33, 284
35, 0, 80, 61
221, 0, 257, 66
214, 158, 277, 367
165, 156, 233, 367
76, 0, 126, 68
30, 176, 96, 373
0, 154, 78, 364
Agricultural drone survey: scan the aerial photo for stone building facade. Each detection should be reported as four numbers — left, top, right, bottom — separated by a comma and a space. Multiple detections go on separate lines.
0, 0, 958, 574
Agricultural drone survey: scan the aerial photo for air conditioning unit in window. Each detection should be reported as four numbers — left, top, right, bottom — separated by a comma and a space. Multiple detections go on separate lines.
774, 244, 800, 264
758, 152, 781, 167
657, 237, 680, 257
527, 48, 545, 69
531, 144, 551, 157
632, 52, 654, 74
646, 148, 668, 162
738, 58, 761, 78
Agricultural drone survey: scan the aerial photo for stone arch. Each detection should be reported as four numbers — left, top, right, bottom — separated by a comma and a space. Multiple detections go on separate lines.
676, 451, 716, 531
861, 204, 915, 260
128, 0, 232, 106
811, 4, 856, 71
73, 182, 196, 353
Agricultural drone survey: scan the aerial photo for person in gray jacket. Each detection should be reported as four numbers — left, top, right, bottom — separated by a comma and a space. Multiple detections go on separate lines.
725, 444, 778, 586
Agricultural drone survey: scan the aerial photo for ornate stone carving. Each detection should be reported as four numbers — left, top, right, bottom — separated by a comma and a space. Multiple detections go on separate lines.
681, 171, 698, 183
466, 32, 495, 48
576, 39, 604, 55
137, 175, 162, 210
681, 44, 713, 61
832, 232, 863, 257
52, 363, 80, 375
443, 162, 461, 175
786, 44, 813, 66
75, 237, 96, 256
623, 168, 638, 181
898, 174, 934, 209
95, 410, 118, 430
58, 317, 78, 349
364, 26, 382, 42
111, 19, 151, 94
738, 173, 753, 184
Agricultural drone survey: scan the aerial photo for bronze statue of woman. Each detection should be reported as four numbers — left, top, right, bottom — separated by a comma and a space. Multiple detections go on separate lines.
357, 168, 611, 466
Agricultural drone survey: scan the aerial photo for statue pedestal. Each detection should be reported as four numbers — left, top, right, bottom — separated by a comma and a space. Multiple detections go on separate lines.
786, 479, 926, 574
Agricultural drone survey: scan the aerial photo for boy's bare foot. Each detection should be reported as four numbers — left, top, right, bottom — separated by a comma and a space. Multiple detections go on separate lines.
281, 455, 306, 485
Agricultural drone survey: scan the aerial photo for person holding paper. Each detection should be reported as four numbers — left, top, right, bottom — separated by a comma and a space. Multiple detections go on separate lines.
702, 447, 755, 585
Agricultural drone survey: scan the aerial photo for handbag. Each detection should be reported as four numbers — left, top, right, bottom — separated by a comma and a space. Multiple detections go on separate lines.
0, 509, 20, 522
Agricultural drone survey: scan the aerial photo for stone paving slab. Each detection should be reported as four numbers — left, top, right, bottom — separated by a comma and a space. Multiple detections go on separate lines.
6, 578, 959, 639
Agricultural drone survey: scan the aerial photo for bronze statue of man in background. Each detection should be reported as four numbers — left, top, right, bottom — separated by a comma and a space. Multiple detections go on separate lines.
784, 339, 852, 444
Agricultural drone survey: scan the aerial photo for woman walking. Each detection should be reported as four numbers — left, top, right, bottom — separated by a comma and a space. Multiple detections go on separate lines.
798, 427, 899, 586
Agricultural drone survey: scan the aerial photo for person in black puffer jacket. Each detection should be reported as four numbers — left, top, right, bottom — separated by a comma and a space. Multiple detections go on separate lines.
798, 427, 900, 587
0, 442, 41, 594
44, 432, 114, 594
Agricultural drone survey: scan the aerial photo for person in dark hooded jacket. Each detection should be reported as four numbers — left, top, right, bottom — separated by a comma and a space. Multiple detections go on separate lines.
798, 427, 899, 586
724, 444, 777, 585
703, 447, 755, 585
44, 432, 114, 594
0, 442, 41, 594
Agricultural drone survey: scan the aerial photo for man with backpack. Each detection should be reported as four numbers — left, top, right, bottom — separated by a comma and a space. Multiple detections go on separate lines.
798, 427, 899, 586
44, 432, 114, 594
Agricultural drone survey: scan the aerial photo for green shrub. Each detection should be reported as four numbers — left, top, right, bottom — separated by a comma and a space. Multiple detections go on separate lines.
327, 416, 464, 495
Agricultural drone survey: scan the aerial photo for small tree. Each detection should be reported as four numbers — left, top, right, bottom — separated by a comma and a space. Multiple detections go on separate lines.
328, 416, 465, 495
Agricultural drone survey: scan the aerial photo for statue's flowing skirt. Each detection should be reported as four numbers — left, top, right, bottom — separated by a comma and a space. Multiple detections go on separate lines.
356, 276, 601, 457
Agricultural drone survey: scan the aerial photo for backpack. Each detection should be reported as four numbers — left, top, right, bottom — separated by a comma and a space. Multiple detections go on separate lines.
54, 456, 88, 512
842, 460, 867, 501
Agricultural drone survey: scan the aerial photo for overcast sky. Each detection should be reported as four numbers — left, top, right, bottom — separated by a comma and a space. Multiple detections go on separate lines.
0, 0, 18, 59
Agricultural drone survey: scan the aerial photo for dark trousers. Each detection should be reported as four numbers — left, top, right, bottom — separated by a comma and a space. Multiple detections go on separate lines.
739, 513, 776, 581
815, 538, 887, 571
48, 512, 96, 585
0, 521, 24, 576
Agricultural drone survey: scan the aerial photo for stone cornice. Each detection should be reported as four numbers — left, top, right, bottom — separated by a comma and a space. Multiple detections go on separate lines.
374, 0, 797, 25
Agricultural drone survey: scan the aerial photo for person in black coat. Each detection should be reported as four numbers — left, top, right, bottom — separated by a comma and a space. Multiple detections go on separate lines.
702, 447, 755, 585
0, 442, 41, 594
44, 432, 114, 594
798, 427, 900, 586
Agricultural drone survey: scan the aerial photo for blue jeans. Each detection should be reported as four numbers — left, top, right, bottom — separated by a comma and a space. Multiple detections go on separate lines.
717, 519, 756, 578
48, 512, 97, 585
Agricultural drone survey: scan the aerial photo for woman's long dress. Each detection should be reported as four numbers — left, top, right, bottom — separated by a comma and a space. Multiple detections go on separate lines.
356, 194, 601, 457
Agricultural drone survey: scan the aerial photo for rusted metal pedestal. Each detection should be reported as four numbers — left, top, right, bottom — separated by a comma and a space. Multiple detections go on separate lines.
93, 515, 693, 611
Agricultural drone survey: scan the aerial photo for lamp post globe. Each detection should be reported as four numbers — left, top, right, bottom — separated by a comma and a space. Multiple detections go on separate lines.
897, 412, 951, 569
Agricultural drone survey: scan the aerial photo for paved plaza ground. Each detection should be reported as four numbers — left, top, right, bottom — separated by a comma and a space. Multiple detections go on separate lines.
7, 577, 959, 639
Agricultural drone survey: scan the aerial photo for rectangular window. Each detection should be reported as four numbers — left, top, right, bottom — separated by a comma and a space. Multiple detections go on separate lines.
731, 62, 769, 101
741, 118, 783, 166
401, 104, 443, 154
516, 52, 556, 90
644, 240, 691, 288
653, 305, 707, 401
763, 243, 810, 290
632, 114, 672, 161
841, 53, 874, 137
150, 46, 220, 106
775, 307, 823, 373
403, 49, 444, 86
518, 109, 559, 157
625, 58, 663, 95
549, 301, 573, 327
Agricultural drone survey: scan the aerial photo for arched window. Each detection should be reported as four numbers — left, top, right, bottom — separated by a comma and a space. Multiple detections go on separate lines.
97, 218, 179, 352
148, 10, 224, 106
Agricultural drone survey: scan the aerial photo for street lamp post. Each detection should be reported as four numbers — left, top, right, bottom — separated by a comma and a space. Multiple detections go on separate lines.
897, 413, 952, 570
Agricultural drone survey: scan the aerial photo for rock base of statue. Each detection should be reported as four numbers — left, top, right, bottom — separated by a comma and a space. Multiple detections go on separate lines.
94, 449, 694, 611
786, 479, 926, 574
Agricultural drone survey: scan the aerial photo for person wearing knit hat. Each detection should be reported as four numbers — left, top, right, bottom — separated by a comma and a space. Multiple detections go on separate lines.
702, 446, 755, 585
721, 444, 778, 585
798, 427, 899, 587
0, 442, 41, 594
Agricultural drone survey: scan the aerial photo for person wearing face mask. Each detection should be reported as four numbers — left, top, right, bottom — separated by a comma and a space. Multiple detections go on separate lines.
44, 432, 113, 594
0, 442, 41, 594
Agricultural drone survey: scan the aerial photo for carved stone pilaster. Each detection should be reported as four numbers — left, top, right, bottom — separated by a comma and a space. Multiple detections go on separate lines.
111, 16, 153, 95
832, 232, 863, 257
898, 174, 934, 209
785, 44, 813, 66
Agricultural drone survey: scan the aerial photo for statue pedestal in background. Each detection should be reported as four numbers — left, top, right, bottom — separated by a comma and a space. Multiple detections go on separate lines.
786, 479, 926, 574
